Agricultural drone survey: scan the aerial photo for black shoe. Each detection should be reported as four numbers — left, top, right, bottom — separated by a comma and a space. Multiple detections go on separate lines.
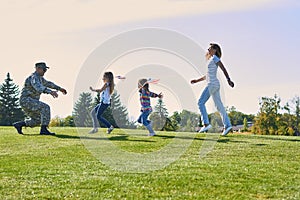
40, 125, 55, 135
13, 121, 26, 134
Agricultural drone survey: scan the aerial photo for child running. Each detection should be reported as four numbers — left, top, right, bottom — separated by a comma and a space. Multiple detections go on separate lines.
89, 72, 114, 134
191, 43, 235, 136
138, 79, 163, 136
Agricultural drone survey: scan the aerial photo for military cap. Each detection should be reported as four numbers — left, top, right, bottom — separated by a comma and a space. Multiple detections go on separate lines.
35, 62, 50, 69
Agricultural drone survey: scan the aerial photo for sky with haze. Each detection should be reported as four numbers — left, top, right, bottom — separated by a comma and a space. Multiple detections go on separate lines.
0, 0, 299, 118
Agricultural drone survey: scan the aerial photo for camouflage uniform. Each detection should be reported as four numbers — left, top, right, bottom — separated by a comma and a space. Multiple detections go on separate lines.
20, 71, 61, 127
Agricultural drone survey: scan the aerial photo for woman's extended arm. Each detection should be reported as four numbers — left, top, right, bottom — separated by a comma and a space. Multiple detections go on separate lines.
191, 76, 206, 84
217, 61, 234, 88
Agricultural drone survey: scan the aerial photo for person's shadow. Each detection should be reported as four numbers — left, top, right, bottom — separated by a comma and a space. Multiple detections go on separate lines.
53, 134, 155, 142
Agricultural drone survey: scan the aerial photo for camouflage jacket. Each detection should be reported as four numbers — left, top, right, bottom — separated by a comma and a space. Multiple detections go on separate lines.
20, 72, 61, 100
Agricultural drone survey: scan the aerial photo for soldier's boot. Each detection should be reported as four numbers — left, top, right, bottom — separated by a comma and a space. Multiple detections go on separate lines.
13, 121, 26, 134
40, 125, 55, 135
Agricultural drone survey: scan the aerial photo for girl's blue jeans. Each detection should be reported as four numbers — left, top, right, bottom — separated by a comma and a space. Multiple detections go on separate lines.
137, 110, 151, 126
91, 102, 111, 128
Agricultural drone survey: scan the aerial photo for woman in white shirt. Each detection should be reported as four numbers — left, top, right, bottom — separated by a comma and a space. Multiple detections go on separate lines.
191, 43, 234, 136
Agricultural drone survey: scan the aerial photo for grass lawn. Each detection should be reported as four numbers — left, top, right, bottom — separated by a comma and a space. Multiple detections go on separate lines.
0, 126, 300, 200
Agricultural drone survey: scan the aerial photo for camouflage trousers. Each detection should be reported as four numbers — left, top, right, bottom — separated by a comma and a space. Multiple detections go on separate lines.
20, 97, 51, 127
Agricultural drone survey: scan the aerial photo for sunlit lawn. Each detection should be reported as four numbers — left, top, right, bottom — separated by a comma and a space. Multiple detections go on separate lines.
1, 126, 299, 199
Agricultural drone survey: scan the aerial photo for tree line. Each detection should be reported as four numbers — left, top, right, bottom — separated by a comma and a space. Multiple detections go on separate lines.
0, 72, 299, 135
252, 95, 300, 136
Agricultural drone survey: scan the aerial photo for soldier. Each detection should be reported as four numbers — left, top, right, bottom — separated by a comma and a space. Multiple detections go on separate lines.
13, 62, 67, 135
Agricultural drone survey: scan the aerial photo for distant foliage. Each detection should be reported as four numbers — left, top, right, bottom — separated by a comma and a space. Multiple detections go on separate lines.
228, 106, 255, 126
148, 100, 202, 132
0, 73, 25, 125
252, 95, 300, 135
73, 92, 93, 127
242, 117, 248, 132
172, 110, 201, 132
64, 115, 75, 127
49, 115, 75, 127
49, 116, 64, 127
169, 111, 181, 131
253, 95, 282, 135
110, 92, 132, 128
150, 99, 169, 131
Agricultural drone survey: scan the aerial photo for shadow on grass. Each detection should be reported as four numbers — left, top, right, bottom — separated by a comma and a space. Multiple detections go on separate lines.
252, 135, 300, 142
253, 143, 268, 146
23, 132, 250, 144
49, 134, 155, 143
155, 134, 248, 144
106, 135, 155, 143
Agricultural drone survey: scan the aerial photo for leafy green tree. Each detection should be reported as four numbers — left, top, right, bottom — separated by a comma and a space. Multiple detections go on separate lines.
277, 113, 295, 135
210, 117, 221, 133
253, 95, 281, 135
0, 73, 25, 125
162, 118, 176, 131
169, 111, 181, 131
49, 116, 64, 127
150, 99, 169, 131
242, 117, 248, 132
209, 112, 222, 127
228, 106, 254, 126
73, 92, 93, 127
111, 92, 131, 128
177, 110, 201, 132
278, 96, 300, 135
178, 110, 191, 128
184, 119, 194, 132
64, 115, 75, 127
292, 96, 300, 131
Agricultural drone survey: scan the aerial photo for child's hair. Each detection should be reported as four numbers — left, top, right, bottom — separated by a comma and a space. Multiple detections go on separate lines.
104, 72, 114, 94
138, 79, 149, 92
210, 43, 222, 58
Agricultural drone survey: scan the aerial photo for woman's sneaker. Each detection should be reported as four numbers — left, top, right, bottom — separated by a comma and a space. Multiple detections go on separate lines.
148, 132, 156, 136
107, 126, 114, 134
222, 126, 232, 136
199, 124, 212, 133
89, 128, 98, 134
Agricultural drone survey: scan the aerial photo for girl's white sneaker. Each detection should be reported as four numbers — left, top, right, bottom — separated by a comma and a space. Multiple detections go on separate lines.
107, 126, 114, 134
89, 128, 98, 134
148, 132, 156, 136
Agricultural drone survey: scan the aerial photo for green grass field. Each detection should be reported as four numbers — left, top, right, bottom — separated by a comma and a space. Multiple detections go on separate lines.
1, 126, 300, 200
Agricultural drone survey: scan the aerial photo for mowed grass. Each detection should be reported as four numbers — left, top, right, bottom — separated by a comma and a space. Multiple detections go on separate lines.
0, 126, 300, 200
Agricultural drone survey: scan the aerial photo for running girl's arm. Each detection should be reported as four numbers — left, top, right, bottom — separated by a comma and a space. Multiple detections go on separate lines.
89, 84, 107, 93
217, 61, 235, 88
191, 76, 206, 84
150, 92, 163, 98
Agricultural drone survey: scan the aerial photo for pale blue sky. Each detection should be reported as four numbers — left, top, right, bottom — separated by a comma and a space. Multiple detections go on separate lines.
0, 0, 299, 117
73, 4, 300, 116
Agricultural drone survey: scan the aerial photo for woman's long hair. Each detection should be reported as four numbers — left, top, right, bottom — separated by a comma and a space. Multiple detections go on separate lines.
210, 43, 222, 58
104, 72, 114, 94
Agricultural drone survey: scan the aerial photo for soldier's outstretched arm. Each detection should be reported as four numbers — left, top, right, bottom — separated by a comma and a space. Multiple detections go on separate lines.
31, 74, 52, 94
42, 77, 61, 91
42, 77, 67, 95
